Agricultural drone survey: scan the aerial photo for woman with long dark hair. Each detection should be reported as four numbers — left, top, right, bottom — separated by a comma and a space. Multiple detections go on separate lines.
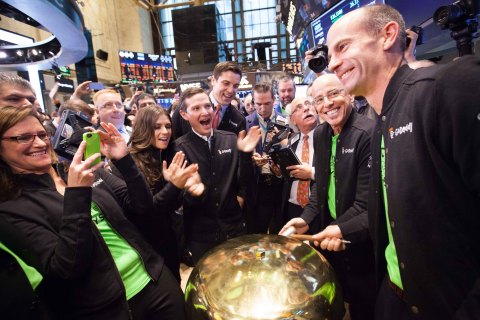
0, 106, 185, 319
127, 105, 203, 281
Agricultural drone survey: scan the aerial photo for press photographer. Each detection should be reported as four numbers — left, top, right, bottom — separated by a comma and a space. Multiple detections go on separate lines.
245, 83, 288, 234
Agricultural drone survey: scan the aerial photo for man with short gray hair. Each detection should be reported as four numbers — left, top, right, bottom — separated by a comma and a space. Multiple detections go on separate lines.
0, 73, 38, 108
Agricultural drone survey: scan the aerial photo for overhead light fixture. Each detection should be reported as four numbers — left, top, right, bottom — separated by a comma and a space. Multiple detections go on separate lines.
0, 0, 87, 71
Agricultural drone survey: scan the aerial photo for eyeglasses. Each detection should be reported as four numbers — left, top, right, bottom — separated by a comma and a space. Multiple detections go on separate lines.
313, 89, 344, 107
99, 102, 124, 110
2, 132, 49, 144
291, 99, 314, 114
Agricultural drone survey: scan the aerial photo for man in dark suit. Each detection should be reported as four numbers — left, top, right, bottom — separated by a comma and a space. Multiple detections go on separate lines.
245, 83, 288, 234
176, 87, 260, 262
279, 97, 318, 227
172, 62, 246, 138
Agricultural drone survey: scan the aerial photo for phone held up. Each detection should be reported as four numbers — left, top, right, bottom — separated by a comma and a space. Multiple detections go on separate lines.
89, 82, 105, 91
83, 132, 101, 166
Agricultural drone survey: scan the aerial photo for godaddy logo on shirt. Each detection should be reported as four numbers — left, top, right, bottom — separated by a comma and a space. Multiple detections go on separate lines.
92, 178, 103, 188
389, 122, 413, 139
218, 148, 232, 155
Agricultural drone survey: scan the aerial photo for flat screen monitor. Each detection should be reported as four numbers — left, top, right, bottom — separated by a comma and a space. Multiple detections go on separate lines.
310, 0, 385, 46
119, 50, 174, 83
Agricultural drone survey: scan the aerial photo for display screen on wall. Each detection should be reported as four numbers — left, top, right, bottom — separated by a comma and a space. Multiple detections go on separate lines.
119, 50, 174, 83
280, 0, 342, 40
310, 0, 384, 46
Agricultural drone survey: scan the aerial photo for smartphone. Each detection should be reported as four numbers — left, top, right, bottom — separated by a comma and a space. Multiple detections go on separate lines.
89, 82, 104, 91
82, 132, 101, 166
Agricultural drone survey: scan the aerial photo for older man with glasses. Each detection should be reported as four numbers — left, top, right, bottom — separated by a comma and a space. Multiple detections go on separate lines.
280, 73, 377, 320
93, 89, 131, 142
278, 96, 319, 226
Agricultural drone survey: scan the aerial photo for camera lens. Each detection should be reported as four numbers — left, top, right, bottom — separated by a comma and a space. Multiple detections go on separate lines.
308, 55, 328, 73
87, 133, 92, 138
307, 45, 329, 73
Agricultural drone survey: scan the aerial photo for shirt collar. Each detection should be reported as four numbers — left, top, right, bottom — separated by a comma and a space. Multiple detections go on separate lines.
257, 111, 275, 124
191, 127, 213, 141
209, 93, 228, 110
301, 129, 314, 141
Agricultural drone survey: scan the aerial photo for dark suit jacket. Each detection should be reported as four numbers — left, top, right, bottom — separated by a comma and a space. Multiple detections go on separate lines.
171, 107, 192, 139
278, 131, 316, 227
244, 111, 285, 208
218, 105, 246, 135
245, 111, 284, 154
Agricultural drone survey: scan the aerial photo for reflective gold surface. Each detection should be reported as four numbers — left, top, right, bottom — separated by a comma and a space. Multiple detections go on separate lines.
185, 234, 344, 320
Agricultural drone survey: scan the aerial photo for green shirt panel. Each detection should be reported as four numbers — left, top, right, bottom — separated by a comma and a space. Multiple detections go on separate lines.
0, 242, 43, 290
381, 136, 403, 289
91, 202, 150, 300
327, 134, 339, 219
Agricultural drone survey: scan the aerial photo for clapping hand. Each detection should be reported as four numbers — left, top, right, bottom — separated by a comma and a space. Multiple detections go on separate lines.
97, 122, 129, 161
162, 151, 199, 190
184, 172, 205, 197
237, 126, 261, 153
162, 151, 186, 182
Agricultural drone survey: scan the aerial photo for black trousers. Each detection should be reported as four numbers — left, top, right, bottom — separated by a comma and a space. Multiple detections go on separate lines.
188, 240, 222, 264
247, 177, 283, 234
375, 275, 416, 320
286, 201, 304, 220
128, 266, 186, 320
187, 223, 247, 264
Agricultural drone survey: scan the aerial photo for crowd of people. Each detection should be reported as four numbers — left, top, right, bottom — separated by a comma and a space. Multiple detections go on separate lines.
0, 4, 478, 320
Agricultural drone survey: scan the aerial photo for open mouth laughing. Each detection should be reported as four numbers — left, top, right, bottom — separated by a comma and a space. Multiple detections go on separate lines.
200, 118, 211, 127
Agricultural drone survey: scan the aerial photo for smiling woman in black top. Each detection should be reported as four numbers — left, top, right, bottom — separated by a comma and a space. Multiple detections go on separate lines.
0, 106, 185, 319
127, 105, 204, 280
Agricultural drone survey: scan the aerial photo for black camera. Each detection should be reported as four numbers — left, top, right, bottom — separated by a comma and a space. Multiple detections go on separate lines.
267, 118, 288, 133
263, 116, 289, 153
307, 44, 329, 73
433, 0, 478, 29
52, 110, 93, 160
433, 0, 478, 56
406, 25, 424, 47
